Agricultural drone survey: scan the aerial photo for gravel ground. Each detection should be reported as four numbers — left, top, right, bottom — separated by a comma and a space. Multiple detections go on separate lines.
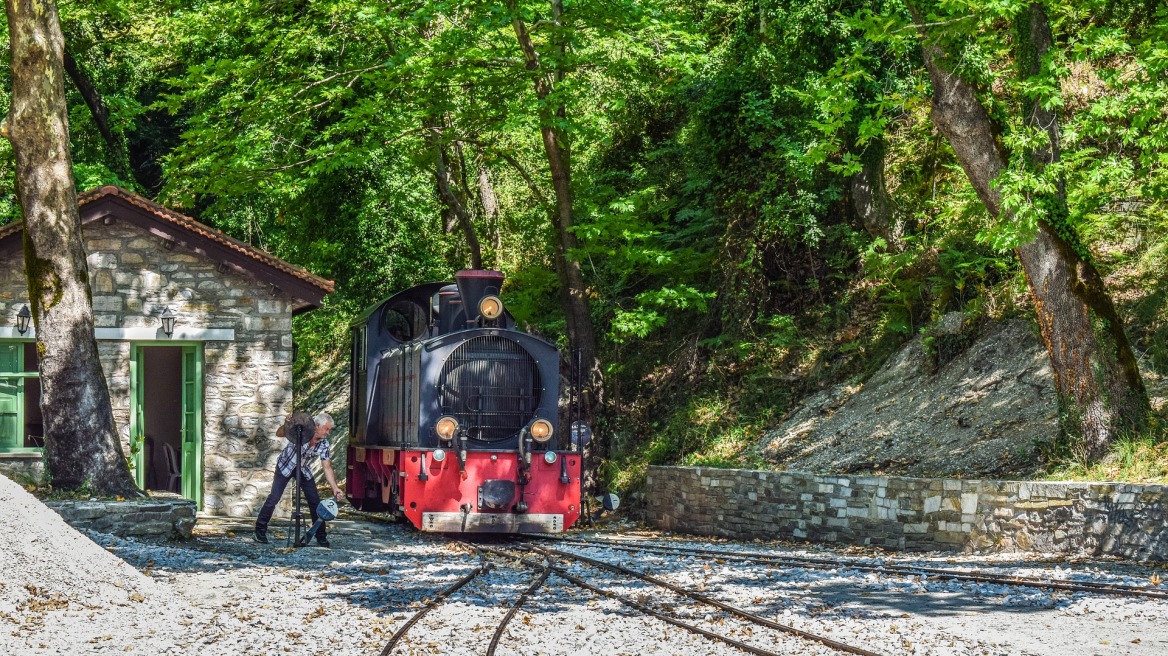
4, 478, 1167, 656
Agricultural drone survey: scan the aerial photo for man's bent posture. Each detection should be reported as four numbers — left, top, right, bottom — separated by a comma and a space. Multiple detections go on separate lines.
255, 412, 343, 546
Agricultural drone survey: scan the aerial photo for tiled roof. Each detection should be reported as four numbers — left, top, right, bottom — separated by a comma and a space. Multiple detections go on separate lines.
80, 186, 334, 294
0, 186, 334, 296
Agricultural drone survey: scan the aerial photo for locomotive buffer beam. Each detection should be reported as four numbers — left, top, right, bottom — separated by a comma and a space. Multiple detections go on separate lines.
423, 511, 564, 533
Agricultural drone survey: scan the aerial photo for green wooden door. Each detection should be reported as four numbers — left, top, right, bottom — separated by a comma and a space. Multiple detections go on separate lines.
0, 344, 22, 451
129, 347, 146, 488
180, 346, 203, 508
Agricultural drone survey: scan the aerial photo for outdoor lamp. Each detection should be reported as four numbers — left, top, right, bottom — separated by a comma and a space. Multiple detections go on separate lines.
16, 305, 31, 336
161, 307, 177, 338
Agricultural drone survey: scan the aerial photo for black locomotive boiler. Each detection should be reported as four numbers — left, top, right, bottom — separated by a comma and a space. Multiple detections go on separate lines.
345, 270, 585, 532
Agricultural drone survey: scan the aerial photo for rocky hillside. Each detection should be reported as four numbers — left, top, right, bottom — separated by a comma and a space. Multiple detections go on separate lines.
758, 309, 1168, 480
759, 315, 1060, 478
294, 355, 351, 475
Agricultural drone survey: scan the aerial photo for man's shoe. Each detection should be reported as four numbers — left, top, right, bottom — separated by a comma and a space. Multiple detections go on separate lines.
254, 528, 268, 544
316, 537, 330, 548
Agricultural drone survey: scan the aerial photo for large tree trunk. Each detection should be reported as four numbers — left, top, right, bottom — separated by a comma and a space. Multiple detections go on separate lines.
3, 0, 140, 495
913, 3, 1148, 457
850, 137, 900, 247
475, 153, 502, 268
508, 1, 602, 417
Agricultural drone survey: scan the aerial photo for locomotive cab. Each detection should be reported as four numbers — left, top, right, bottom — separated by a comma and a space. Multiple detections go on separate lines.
346, 270, 583, 532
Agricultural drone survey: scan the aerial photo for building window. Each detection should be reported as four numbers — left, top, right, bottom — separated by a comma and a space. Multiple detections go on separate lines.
0, 341, 44, 452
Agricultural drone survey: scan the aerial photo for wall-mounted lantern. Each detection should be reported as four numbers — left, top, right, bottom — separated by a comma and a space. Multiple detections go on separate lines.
16, 305, 31, 336
161, 307, 177, 338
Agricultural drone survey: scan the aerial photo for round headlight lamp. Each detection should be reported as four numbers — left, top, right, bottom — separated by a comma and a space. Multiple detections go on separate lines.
529, 418, 553, 443
479, 295, 504, 320
432, 448, 447, 462
436, 416, 459, 441
543, 451, 558, 464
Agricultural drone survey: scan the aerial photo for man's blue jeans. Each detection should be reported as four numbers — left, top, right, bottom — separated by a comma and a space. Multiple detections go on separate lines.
255, 469, 326, 541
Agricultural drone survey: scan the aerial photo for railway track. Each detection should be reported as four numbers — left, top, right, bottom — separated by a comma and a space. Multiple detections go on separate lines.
378, 547, 491, 656
485, 562, 550, 656
363, 521, 1162, 656
540, 536, 1168, 601
374, 539, 884, 656
480, 543, 884, 656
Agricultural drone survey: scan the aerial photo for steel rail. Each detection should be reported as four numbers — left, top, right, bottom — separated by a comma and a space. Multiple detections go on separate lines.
532, 545, 884, 656
377, 549, 490, 656
546, 537, 1168, 601
477, 544, 795, 656
485, 563, 551, 656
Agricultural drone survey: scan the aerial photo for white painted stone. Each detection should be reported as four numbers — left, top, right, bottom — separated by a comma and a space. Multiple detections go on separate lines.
924, 495, 942, 514
88, 253, 118, 269
961, 492, 979, 514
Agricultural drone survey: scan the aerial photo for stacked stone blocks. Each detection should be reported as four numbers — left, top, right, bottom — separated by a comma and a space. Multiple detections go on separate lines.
46, 494, 198, 539
646, 466, 1167, 561
1, 219, 295, 517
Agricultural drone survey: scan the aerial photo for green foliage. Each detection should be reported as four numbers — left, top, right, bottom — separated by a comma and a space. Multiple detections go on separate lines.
3, 0, 1168, 491
1044, 421, 1168, 483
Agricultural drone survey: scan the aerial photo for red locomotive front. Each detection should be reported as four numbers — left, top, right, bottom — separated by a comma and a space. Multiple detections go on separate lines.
344, 270, 587, 532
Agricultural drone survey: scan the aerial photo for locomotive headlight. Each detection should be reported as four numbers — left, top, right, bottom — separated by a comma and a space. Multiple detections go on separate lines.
436, 416, 459, 441
543, 451, 558, 464
432, 448, 447, 462
529, 418, 553, 443
479, 295, 504, 320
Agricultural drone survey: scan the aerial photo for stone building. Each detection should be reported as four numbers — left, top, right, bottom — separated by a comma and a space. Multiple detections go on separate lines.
0, 186, 333, 516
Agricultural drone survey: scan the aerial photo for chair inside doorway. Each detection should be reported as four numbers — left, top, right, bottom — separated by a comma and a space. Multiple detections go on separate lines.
142, 346, 184, 494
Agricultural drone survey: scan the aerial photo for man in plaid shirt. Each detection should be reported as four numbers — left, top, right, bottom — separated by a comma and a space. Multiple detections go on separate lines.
254, 412, 344, 546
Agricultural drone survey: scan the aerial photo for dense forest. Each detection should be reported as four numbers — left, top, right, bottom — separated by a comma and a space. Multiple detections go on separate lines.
3, 0, 1167, 491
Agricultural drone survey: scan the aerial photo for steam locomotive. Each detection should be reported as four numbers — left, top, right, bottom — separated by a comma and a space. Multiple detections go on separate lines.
345, 270, 587, 532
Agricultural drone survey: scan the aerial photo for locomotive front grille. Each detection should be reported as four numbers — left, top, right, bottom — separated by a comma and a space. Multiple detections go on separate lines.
439, 336, 541, 442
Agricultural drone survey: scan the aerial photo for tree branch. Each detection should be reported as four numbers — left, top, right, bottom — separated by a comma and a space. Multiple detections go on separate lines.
63, 50, 114, 147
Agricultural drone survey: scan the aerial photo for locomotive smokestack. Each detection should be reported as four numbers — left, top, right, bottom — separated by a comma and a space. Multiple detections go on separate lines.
455, 269, 505, 324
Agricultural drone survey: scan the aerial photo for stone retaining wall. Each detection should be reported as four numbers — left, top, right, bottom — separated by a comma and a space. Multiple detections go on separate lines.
645, 466, 1167, 561
46, 493, 197, 540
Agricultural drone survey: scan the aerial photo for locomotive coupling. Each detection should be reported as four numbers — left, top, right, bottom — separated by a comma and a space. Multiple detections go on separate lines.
479, 480, 517, 510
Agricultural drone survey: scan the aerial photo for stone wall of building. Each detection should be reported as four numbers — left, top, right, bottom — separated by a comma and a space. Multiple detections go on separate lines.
645, 466, 1168, 561
0, 218, 295, 517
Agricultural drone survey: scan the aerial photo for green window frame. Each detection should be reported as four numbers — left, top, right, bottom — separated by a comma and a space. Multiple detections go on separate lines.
0, 340, 43, 453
